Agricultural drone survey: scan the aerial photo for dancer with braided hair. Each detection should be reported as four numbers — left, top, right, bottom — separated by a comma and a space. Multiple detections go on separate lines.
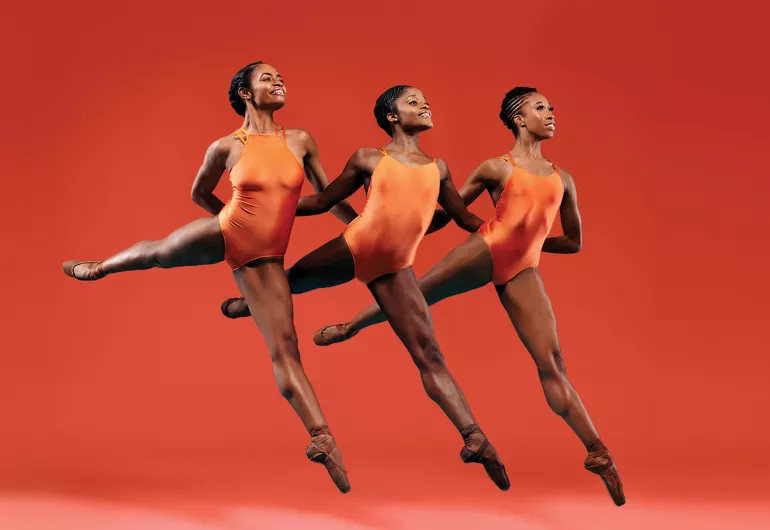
61, 62, 358, 493
301, 87, 625, 505
222, 85, 511, 490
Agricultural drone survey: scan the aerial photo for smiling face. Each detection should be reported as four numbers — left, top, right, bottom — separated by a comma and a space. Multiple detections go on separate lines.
514, 93, 555, 139
389, 87, 433, 133
239, 63, 286, 111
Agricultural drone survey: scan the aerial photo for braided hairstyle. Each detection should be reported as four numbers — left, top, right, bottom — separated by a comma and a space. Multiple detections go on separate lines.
499, 87, 537, 137
373, 85, 411, 136
229, 62, 264, 116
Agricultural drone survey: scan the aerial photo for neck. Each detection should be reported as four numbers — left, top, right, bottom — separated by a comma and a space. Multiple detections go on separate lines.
242, 106, 276, 134
388, 129, 421, 152
510, 133, 543, 159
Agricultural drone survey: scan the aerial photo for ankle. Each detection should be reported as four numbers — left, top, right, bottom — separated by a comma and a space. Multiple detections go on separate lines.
309, 425, 331, 438
586, 438, 607, 453
460, 423, 483, 442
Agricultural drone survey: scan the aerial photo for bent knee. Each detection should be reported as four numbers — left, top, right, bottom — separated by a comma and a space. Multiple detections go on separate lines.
269, 332, 301, 363
410, 337, 445, 370
536, 348, 566, 378
152, 250, 176, 268
136, 240, 168, 267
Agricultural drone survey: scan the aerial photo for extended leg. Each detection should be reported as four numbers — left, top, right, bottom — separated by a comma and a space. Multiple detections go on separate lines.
315, 232, 494, 345
497, 268, 624, 505
221, 235, 355, 318
63, 216, 224, 280
368, 267, 509, 491
233, 260, 350, 493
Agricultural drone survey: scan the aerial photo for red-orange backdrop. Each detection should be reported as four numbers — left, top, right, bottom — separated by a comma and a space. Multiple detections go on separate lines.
2, 1, 769, 528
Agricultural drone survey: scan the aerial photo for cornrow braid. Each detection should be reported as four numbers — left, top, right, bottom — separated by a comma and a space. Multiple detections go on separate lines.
499, 87, 537, 137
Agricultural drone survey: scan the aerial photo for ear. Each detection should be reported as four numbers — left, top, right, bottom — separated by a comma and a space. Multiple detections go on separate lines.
513, 114, 525, 128
387, 112, 398, 124
238, 87, 252, 103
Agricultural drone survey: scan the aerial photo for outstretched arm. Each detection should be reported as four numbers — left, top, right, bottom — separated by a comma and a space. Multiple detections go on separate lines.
296, 149, 368, 216
429, 159, 487, 233
190, 139, 229, 215
299, 130, 359, 223
543, 170, 582, 253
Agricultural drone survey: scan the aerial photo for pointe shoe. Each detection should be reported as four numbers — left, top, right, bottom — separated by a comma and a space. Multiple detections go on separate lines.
220, 297, 251, 319
460, 424, 510, 491
584, 440, 625, 506
62, 261, 104, 281
306, 426, 350, 494
312, 324, 358, 346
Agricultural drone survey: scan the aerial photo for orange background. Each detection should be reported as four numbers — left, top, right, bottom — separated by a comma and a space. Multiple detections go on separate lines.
2, 1, 769, 528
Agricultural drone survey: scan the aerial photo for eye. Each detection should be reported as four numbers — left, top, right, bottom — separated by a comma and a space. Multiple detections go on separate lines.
536, 105, 545, 111
409, 100, 417, 105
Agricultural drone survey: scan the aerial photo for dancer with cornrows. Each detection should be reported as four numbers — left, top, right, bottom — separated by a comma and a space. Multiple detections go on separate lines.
305, 87, 625, 505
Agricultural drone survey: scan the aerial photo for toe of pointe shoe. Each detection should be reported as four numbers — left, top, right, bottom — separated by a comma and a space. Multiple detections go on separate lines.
313, 325, 344, 346
484, 461, 510, 491
220, 298, 241, 318
460, 444, 510, 491
585, 456, 625, 506
600, 466, 625, 506
62, 261, 100, 280
307, 440, 351, 494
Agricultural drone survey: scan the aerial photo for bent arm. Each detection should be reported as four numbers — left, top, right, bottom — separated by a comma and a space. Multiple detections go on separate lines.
426, 161, 494, 234
301, 131, 359, 223
297, 150, 367, 216
191, 140, 229, 215
432, 159, 486, 233
542, 170, 582, 253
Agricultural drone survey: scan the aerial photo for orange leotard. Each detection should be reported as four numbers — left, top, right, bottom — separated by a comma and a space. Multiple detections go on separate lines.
218, 127, 304, 270
343, 148, 441, 284
479, 154, 564, 285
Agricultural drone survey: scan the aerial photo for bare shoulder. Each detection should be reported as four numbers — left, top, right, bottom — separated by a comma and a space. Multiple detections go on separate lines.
478, 156, 512, 182
205, 133, 241, 163
283, 127, 315, 153
285, 127, 313, 143
351, 147, 386, 172
558, 166, 576, 186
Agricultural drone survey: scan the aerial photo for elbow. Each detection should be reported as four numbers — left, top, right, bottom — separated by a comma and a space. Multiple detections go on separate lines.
191, 184, 209, 203
571, 238, 582, 253
191, 188, 203, 206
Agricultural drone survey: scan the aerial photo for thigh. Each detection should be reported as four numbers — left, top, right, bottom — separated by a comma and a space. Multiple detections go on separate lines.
496, 268, 560, 361
287, 235, 355, 294
367, 268, 438, 355
161, 216, 225, 266
419, 232, 494, 306
233, 260, 297, 351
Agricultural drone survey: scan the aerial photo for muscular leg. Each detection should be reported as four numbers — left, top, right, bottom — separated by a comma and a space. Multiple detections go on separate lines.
497, 267, 624, 505
221, 235, 355, 318
233, 261, 350, 493
63, 217, 224, 280
315, 232, 494, 345
368, 267, 509, 490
